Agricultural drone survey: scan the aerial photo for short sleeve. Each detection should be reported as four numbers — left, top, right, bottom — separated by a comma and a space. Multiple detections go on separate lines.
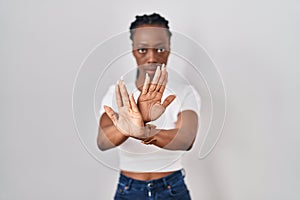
97, 85, 116, 122
180, 85, 201, 116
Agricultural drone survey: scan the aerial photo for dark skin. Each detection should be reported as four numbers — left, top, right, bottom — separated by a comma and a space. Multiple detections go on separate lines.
97, 25, 198, 180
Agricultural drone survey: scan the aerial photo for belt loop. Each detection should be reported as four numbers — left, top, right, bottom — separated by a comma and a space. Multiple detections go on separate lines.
181, 168, 186, 178
126, 179, 133, 190
162, 177, 168, 188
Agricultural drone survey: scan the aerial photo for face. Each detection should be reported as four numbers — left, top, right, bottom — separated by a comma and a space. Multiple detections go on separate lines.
132, 25, 170, 78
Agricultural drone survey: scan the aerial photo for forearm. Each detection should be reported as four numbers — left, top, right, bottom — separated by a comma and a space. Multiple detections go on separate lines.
145, 128, 196, 151
97, 125, 128, 151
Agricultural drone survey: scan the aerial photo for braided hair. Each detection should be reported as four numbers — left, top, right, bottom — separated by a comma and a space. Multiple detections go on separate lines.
129, 13, 172, 40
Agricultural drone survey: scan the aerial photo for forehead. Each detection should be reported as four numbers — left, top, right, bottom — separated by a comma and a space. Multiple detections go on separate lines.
132, 26, 169, 47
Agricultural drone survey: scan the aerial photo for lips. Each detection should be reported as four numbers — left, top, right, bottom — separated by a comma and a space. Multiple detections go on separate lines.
144, 64, 161, 74
146, 68, 157, 74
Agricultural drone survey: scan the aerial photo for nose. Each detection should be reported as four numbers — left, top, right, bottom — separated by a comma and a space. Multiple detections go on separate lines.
146, 49, 157, 63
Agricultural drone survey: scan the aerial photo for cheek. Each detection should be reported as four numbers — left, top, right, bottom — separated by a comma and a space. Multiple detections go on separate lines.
133, 52, 144, 64
135, 55, 146, 65
159, 53, 169, 62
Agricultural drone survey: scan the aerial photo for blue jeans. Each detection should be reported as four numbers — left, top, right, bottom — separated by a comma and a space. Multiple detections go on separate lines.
114, 169, 191, 200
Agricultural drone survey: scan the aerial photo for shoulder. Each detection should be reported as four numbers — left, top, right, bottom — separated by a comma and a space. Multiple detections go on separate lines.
167, 81, 201, 114
168, 81, 200, 99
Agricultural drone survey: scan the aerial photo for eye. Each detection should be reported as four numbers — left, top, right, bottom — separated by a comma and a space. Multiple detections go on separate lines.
137, 48, 147, 54
157, 48, 166, 53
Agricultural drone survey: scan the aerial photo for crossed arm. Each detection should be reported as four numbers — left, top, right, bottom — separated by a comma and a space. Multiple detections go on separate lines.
97, 66, 198, 151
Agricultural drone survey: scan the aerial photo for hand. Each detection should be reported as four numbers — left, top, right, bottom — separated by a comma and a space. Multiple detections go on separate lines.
138, 64, 176, 122
104, 80, 150, 138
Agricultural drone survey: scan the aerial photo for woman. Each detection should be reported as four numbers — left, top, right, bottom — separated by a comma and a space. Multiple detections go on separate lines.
97, 13, 199, 200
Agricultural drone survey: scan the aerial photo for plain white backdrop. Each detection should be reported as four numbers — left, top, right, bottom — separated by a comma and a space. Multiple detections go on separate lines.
1, 0, 299, 199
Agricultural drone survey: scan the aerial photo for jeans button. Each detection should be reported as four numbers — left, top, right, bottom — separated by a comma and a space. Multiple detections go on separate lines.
147, 182, 153, 188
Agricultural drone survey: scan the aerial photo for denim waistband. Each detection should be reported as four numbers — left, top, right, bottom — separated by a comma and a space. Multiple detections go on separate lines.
118, 169, 185, 191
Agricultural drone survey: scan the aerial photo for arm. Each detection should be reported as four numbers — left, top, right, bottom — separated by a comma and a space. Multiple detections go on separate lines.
142, 110, 198, 151
137, 66, 198, 150
97, 80, 148, 151
97, 113, 129, 151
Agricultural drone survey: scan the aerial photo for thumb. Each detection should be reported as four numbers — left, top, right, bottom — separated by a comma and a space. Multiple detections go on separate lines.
103, 105, 118, 125
162, 95, 176, 108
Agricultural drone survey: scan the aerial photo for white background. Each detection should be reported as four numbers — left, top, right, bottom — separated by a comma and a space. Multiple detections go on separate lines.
1, 0, 299, 199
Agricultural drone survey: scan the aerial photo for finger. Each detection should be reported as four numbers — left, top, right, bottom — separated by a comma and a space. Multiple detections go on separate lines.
152, 66, 161, 84
159, 72, 168, 93
119, 80, 130, 108
141, 73, 150, 94
162, 95, 176, 108
156, 64, 166, 91
149, 66, 161, 92
129, 93, 139, 112
115, 82, 123, 107
103, 105, 118, 125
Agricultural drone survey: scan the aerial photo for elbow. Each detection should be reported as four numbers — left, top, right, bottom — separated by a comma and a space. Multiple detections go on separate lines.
97, 140, 107, 151
177, 141, 194, 151
185, 141, 194, 151
97, 140, 113, 151
182, 135, 196, 151
97, 141, 108, 151
97, 135, 112, 151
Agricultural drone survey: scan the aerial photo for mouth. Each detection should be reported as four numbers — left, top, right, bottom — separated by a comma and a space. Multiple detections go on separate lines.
144, 64, 162, 75
145, 69, 157, 75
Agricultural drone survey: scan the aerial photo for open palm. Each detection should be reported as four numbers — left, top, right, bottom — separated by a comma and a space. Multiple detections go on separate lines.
104, 80, 145, 138
138, 65, 176, 122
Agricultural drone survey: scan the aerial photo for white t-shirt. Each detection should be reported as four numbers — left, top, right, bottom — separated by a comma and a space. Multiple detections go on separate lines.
99, 80, 201, 172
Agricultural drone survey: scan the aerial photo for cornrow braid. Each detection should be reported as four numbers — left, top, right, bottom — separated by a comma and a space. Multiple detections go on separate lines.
129, 13, 172, 40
